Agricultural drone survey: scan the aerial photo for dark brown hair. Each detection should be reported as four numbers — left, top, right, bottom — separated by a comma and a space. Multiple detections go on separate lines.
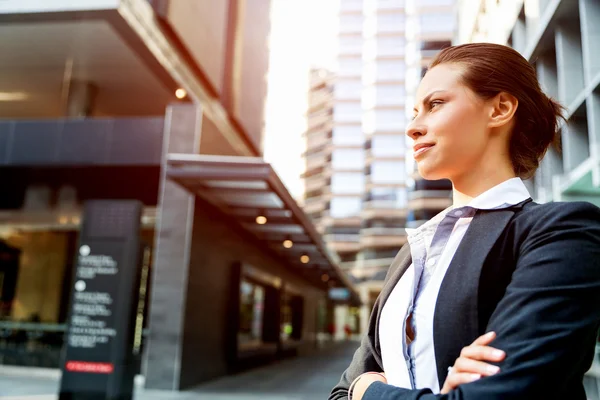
429, 43, 564, 179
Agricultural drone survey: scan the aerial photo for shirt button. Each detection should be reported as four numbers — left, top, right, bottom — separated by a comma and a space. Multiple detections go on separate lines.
454, 209, 463, 216
427, 258, 436, 267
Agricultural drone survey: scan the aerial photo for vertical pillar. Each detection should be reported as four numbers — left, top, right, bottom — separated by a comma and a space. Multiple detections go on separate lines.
65, 81, 97, 118
143, 104, 202, 390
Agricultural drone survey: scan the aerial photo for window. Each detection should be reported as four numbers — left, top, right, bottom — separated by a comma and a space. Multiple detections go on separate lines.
363, 110, 406, 132
330, 197, 362, 218
371, 161, 406, 183
239, 279, 265, 345
371, 135, 405, 156
338, 35, 363, 55
334, 103, 362, 123
335, 80, 362, 100
363, 84, 405, 108
333, 126, 363, 145
331, 172, 365, 194
377, 36, 406, 57
339, 14, 363, 34
376, 13, 406, 33
419, 13, 455, 34
368, 187, 407, 207
371, 60, 405, 81
332, 149, 364, 169
339, 58, 363, 77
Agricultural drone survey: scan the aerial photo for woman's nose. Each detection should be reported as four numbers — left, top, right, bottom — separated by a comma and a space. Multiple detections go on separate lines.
406, 122, 426, 141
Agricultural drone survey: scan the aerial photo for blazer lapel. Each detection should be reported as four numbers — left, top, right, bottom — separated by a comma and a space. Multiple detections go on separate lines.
373, 243, 412, 357
378, 243, 412, 310
433, 208, 516, 389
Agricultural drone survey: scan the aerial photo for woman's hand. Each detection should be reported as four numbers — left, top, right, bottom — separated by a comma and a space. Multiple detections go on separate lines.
352, 372, 387, 400
440, 331, 506, 394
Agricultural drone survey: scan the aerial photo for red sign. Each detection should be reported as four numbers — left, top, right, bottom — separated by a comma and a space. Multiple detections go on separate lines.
65, 361, 114, 374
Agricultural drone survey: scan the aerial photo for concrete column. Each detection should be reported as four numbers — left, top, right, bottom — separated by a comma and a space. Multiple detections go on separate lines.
65, 81, 97, 118
143, 104, 202, 390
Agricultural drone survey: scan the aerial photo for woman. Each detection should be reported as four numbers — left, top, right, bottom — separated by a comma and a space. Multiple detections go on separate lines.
329, 43, 600, 400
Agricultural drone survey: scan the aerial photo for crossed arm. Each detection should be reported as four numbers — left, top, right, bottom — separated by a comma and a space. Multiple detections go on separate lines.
330, 203, 600, 400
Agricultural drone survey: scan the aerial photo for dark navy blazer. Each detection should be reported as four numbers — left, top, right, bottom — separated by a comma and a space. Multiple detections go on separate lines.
330, 200, 600, 400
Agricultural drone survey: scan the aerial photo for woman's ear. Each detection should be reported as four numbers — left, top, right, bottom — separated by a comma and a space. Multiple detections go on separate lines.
488, 92, 518, 129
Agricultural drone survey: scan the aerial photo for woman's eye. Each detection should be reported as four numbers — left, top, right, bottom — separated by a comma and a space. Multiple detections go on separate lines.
429, 100, 443, 109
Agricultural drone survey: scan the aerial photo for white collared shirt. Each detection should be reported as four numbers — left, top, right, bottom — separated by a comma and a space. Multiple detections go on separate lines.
379, 178, 531, 393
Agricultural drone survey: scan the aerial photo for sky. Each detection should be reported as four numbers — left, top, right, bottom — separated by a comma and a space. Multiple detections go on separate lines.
262, 0, 340, 200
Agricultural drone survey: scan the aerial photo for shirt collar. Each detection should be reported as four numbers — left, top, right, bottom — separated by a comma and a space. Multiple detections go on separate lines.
406, 178, 531, 238
466, 177, 531, 210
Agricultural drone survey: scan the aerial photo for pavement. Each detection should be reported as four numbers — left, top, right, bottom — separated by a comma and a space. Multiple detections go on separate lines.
0, 340, 358, 400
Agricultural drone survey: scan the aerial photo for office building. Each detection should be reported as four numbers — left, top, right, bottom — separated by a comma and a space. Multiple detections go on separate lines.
0, 0, 358, 391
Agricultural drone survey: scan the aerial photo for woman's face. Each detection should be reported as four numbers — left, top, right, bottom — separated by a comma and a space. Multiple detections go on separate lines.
407, 63, 494, 182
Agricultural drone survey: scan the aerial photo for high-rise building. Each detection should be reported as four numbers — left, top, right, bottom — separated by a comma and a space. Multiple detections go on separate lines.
404, 0, 455, 230
0, 0, 358, 391
302, 0, 457, 335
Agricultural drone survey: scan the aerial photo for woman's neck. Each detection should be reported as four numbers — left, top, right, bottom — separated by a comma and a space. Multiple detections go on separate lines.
451, 161, 516, 207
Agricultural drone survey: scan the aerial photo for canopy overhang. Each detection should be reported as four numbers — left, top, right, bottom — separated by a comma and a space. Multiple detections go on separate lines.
166, 153, 361, 305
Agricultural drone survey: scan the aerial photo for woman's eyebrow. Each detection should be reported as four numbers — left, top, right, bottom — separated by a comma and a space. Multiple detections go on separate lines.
413, 90, 449, 113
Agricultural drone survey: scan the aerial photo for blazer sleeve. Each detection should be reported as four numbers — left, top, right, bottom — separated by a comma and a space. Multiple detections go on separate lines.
359, 202, 600, 400
329, 245, 410, 400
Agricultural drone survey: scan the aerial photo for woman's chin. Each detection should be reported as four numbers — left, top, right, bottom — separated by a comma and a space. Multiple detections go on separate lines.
417, 164, 444, 181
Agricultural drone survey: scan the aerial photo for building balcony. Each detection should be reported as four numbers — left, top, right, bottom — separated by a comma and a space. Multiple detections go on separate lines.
304, 154, 328, 174
360, 234, 407, 249
365, 0, 406, 14
304, 173, 327, 194
361, 202, 408, 220
302, 196, 327, 215
307, 110, 333, 132
305, 130, 331, 152
407, 196, 452, 211
324, 234, 361, 253
340, 0, 364, 13
408, 190, 451, 200
360, 227, 406, 237
308, 90, 334, 112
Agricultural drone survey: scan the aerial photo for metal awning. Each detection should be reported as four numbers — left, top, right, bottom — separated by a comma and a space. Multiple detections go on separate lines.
166, 153, 361, 305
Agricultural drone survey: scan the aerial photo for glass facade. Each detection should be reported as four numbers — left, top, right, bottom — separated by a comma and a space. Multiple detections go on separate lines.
332, 148, 364, 169
332, 126, 363, 145
363, 109, 406, 132
0, 228, 154, 370
371, 161, 406, 183
331, 172, 365, 194
239, 279, 265, 346
333, 103, 362, 123
371, 135, 405, 156
330, 197, 362, 218
363, 84, 406, 108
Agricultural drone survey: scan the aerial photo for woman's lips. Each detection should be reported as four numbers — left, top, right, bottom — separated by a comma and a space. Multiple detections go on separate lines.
414, 144, 434, 159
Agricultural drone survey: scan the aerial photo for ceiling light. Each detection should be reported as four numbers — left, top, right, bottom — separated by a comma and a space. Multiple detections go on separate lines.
175, 88, 187, 99
59, 216, 68, 225
0, 92, 29, 101
300, 255, 310, 264
283, 239, 293, 248
256, 215, 267, 225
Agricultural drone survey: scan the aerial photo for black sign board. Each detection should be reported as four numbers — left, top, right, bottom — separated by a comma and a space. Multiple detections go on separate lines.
59, 200, 142, 400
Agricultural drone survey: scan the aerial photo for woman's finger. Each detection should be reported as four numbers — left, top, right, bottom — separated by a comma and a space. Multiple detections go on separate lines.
441, 372, 481, 394
460, 345, 506, 362
472, 331, 496, 346
454, 356, 500, 376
